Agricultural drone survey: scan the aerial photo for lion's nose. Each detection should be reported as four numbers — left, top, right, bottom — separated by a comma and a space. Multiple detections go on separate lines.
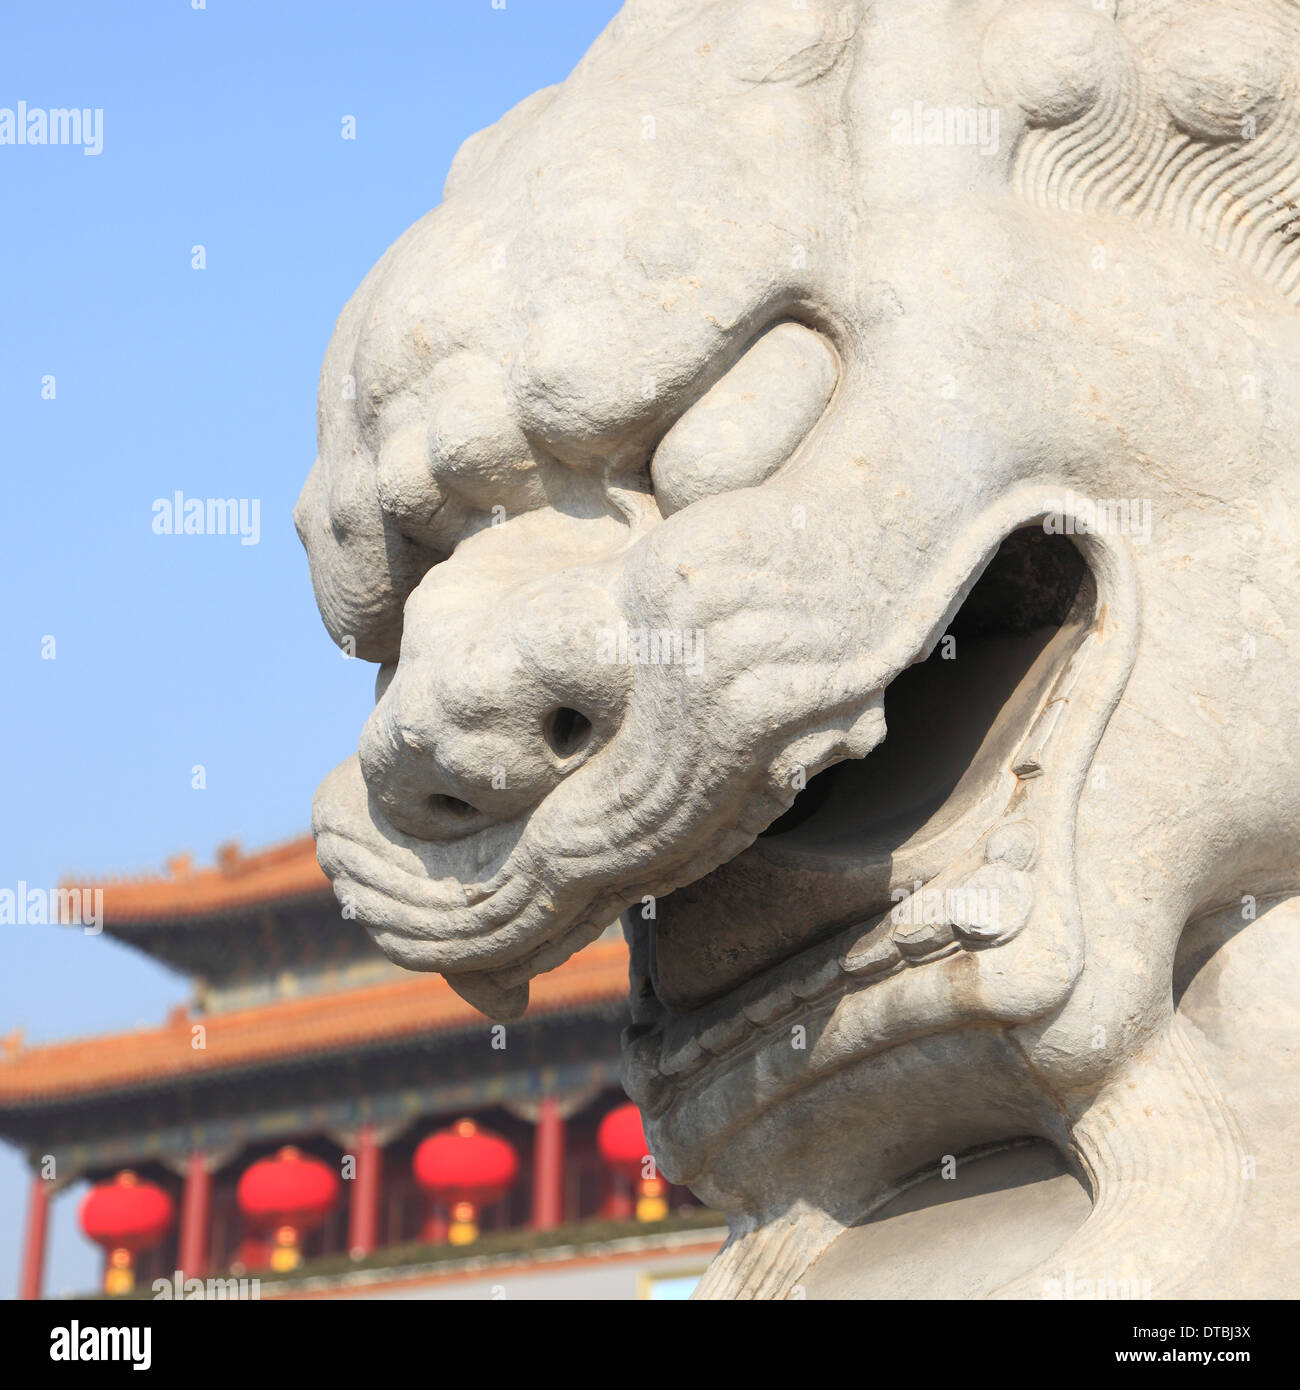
358, 688, 602, 842
356, 577, 633, 843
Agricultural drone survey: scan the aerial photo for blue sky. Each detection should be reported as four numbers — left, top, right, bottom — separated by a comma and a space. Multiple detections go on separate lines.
0, 0, 621, 1299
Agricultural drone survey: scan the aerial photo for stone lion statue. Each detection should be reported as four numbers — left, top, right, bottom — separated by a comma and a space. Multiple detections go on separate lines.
298, 0, 1300, 1298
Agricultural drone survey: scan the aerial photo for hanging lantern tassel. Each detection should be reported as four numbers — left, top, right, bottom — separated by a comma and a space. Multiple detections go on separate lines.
105, 1247, 134, 1296
448, 1200, 478, 1245
271, 1223, 302, 1272
636, 1172, 668, 1223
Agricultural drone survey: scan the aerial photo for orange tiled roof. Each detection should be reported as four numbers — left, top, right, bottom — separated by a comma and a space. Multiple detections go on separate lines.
0, 939, 630, 1106
63, 835, 331, 923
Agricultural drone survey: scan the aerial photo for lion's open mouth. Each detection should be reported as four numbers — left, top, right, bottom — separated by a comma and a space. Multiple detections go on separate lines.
759, 527, 1089, 858
316, 500, 1113, 1075
624, 526, 1098, 1105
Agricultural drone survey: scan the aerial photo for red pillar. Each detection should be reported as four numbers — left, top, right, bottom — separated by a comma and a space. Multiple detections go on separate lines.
177, 1151, 211, 1280
531, 1096, 565, 1230
19, 1172, 50, 1301
348, 1126, 382, 1259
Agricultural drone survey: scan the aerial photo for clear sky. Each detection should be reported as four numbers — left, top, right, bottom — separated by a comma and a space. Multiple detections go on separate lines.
0, 0, 622, 1299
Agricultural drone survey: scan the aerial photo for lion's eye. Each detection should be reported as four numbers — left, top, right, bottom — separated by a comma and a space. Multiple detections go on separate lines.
650, 322, 837, 516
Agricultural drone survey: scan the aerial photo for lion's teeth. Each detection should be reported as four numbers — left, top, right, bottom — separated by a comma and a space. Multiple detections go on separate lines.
839, 927, 899, 976
950, 862, 1035, 943
791, 953, 843, 1001
660, 1023, 706, 1076
698, 1009, 748, 1055
621, 1029, 669, 1112
891, 918, 955, 958
742, 981, 796, 1027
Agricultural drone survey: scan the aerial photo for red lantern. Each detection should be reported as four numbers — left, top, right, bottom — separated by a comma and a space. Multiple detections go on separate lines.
80, 1171, 175, 1295
413, 1118, 518, 1246
236, 1146, 339, 1272
597, 1103, 667, 1223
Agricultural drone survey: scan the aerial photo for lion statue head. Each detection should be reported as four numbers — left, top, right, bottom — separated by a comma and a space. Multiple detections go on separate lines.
299, 0, 1300, 1298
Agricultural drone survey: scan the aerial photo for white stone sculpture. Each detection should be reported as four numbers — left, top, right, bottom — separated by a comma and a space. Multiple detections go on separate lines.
298, 0, 1300, 1298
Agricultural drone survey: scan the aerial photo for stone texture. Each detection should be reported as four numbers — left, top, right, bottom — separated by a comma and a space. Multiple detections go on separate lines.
300, 0, 1300, 1298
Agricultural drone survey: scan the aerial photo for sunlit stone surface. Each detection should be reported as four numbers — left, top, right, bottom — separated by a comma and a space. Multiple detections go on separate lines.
300, 0, 1300, 1299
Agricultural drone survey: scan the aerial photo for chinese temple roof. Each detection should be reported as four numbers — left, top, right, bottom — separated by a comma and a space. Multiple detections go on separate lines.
65, 834, 330, 924
60, 835, 412, 993
5, 833, 632, 1113
0, 937, 630, 1108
